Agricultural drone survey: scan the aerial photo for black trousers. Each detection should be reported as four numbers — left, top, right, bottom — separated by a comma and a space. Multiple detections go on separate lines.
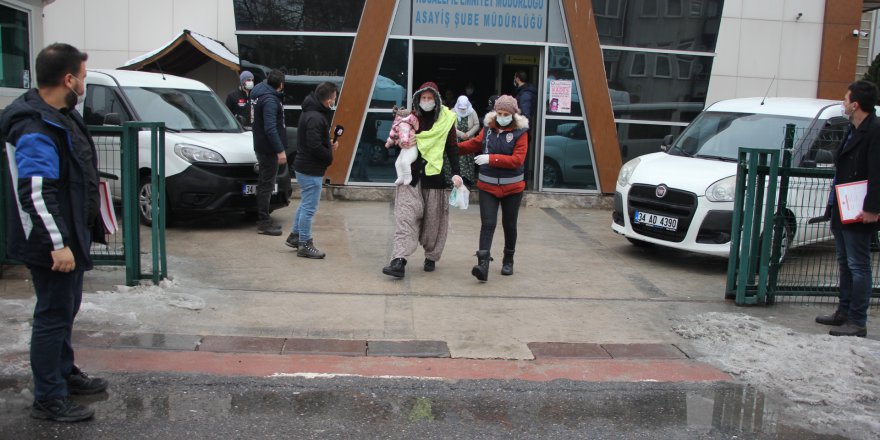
255, 151, 279, 225
478, 189, 523, 252
29, 266, 84, 400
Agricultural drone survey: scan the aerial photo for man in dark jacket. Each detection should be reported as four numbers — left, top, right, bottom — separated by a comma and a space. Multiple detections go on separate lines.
285, 81, 338, 258
513, 70, 538, 183
225, 70, 255, 129
815, 80, 880, 337
250, 69, 287, 235
0, 43, 108, 422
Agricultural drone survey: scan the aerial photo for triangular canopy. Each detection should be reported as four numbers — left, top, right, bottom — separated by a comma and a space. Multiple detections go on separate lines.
120, 29, 239, 74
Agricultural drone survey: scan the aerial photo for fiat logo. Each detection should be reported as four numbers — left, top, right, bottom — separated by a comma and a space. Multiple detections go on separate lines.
655, 184, 668, 198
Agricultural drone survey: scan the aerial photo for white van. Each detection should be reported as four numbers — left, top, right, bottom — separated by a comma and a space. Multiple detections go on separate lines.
611, 97, 848, 257
81, 69, 291, 225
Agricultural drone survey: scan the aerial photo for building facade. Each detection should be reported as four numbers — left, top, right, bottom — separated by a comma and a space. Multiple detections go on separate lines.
2, 0, 871, 194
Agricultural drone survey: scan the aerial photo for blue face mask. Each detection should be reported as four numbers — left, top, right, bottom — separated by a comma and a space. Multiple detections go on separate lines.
496, 115, 512, 126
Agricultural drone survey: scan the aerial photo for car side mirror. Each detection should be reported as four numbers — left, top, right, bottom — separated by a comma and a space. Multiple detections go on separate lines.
660, 134, 674, 152
814, 149, 834, 164
103, 113, 121, 126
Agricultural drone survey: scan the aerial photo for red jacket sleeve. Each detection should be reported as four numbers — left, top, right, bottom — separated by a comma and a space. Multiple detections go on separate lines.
457, 128, 485, 155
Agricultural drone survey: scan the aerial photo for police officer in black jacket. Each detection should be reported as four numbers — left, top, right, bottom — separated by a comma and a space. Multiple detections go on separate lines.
250, 69, 287, 235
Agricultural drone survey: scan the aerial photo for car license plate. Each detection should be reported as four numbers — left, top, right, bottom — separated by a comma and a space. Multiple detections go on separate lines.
242, 184, 278, 195
634, 210, 678, 231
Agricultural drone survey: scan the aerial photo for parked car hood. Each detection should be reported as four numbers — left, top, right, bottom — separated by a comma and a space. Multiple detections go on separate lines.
164, 131, 258, 164
630, 152, 737, 192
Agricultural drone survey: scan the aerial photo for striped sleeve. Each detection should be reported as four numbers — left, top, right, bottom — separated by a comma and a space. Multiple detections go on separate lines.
14, 132, 69, 250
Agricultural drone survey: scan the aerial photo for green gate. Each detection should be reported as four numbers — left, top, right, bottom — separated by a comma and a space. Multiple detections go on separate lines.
727, 124, 880, 305
1, 122, 166, 286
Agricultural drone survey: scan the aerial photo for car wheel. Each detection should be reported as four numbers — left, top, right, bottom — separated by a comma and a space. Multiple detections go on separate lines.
543, 159, 562, 188
138, 174, 172, 227
370, 143, 388, 165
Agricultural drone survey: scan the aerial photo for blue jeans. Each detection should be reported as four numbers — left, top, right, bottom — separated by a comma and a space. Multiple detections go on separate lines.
292, 172, 323, 241
29, 266, 84, 400
832, 227, 874, 326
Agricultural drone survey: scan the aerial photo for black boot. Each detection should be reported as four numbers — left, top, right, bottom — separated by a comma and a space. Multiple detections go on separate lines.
501, 248, 514, 276
382, 258, 407, 278
471, 250, 492, 282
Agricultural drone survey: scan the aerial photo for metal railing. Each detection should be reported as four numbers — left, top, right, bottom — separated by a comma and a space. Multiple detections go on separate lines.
1, 122, 166, 286
727, 124, 880, 305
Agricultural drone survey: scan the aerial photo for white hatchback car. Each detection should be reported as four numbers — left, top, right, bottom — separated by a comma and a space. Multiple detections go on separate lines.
612, 97, 848, 257
81, 69, 291, 225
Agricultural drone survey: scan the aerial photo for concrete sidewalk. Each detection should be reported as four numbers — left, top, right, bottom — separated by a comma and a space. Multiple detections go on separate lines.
1, 199, 872, 365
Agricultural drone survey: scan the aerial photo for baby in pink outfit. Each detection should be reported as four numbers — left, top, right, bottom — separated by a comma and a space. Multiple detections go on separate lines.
385, 106, 420, 185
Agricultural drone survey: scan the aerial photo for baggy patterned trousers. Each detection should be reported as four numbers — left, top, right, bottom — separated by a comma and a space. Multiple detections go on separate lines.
392, 181, 450, 262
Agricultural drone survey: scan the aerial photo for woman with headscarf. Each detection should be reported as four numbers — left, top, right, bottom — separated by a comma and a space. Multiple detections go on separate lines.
456, 95, 528, 282
454, 95, 480, 187
382, 82, 463, 279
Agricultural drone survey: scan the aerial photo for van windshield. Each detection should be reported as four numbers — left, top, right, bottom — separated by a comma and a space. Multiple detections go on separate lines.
669, 112, 811, 160
123, 87, 240, 132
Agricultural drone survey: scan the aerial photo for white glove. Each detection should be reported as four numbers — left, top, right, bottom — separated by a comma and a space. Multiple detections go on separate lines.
474, 154, 489, 166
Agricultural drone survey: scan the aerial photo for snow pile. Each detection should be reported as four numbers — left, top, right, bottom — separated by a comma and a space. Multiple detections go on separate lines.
674, 312, 880, 437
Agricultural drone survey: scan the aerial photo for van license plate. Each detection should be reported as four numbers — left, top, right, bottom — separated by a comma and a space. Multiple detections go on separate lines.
242, 184, 278, 195
634, 210, 678, 231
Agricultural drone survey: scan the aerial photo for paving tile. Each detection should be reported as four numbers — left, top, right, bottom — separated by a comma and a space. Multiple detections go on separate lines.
199, 336, 285, 354
283, 338, 366, 356
367, 340, 450, 358
72, 330, 120, 348
112, 333, 202, 351
600, 343, 687, 359
527, 342, 611, 359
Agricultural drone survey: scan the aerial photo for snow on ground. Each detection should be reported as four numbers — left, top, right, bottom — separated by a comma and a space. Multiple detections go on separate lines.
674, 312, 880, 439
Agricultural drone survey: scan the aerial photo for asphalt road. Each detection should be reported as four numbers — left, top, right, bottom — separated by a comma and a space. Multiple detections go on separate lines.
0, 373, 846, 440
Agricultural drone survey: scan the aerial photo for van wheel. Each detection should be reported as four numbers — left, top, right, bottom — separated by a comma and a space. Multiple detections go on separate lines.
543, 159, 562, 188
138, 174, 172, 226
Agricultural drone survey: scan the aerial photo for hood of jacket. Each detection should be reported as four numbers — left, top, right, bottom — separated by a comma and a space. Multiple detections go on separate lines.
249, 81, 283, 102
301, 91, 331, 117
483, 110, 529, 131
412, 81, 443, 124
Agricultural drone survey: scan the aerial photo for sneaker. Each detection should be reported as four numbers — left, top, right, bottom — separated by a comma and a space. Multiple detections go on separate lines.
297, 239, 326, 259
829, 321, 867, 337
67, 366, 108, 395
31, 397, 94, 422
257, 223, 282, 236
285, 232, 300, 249
815, 309, 847, 326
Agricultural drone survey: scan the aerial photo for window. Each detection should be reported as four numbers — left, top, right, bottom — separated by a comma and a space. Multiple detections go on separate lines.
677, 58, 693, 79
233, 0, 365, 32
630, 53, 647, 77
666, 0, 683, 17
83, 85, 131, 125
370, 39, 408, 109
0, 3, 30, 89
655, 55, 672, 78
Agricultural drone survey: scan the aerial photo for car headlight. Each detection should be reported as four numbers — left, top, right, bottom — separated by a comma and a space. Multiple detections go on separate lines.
706, 176, 737, 202
174, 144, 226, 164
617, 157, 640, 187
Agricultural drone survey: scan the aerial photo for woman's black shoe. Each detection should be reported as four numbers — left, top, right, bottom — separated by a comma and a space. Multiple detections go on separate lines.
382, 258, 407, 278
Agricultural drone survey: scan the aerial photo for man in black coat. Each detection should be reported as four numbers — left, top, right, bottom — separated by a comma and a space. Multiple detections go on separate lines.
1, 43, 108, 422
285, 81, 338, 258
816, 80, 880, 337
250, 69, 287, 235
225, 70, 255, 129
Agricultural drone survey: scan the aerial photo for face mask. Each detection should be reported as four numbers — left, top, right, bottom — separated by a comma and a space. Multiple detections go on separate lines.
65, 77, 85, 109
496, 115, 512, 126
420, 100, 436, 112
513, 80, 519, 88
244, 81, 254, 90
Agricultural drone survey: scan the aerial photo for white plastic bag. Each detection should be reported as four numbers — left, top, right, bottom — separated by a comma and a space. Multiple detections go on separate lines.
449, 184, 470, 210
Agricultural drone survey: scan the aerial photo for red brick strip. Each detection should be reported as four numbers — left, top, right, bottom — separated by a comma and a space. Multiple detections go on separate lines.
73, 348, 731, 383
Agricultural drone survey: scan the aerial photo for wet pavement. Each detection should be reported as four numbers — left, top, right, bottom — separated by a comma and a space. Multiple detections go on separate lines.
0, 373, 849, 439
1, 199, 878, 438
